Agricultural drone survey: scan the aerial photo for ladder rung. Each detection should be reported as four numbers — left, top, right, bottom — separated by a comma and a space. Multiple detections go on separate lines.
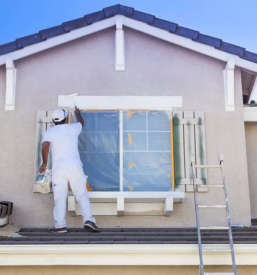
198, 205, 226, 209
205, 273, 234, 274
194, 165, 221, 169
200, 226, 229, 230
197, 185, 224, 188
203, 250, 231, 253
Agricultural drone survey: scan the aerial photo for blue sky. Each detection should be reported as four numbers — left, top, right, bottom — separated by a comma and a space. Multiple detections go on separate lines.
1, 0, 256, 52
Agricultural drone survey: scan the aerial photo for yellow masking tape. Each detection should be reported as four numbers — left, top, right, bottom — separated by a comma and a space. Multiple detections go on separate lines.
129, 162, 135, 166
128, 133, 132, 144
86, 182, 92, 191
128, 110, 134, 118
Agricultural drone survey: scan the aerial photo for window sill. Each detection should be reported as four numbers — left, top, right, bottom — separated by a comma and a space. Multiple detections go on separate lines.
68, 191, 185, 216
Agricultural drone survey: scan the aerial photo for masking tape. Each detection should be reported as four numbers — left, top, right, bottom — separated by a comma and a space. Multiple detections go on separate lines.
128, 111, 134, 118
86, 182, 92, 191
128, 133, 132, 144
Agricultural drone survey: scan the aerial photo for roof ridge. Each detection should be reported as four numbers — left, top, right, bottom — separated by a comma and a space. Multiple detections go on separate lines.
1, 4, 257, 64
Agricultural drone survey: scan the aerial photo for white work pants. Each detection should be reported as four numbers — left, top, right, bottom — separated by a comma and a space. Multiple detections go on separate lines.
52, 164, 95, 228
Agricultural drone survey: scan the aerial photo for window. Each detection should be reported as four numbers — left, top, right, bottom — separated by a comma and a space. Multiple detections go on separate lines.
72, 110, 173, 192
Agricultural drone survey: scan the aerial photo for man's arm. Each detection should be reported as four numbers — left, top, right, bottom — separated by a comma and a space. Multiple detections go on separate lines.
39, 141, 50, 173
74, 107, 84, 128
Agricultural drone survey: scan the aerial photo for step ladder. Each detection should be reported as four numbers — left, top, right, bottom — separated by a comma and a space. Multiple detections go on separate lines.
191, 152, 237, 275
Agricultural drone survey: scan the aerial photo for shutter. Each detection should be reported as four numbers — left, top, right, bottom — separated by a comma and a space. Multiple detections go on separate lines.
33, 111, 54, 192
173, 111, 207, 192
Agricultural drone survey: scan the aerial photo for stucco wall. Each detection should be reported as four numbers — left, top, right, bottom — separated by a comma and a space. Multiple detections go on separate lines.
1, 266, 256, 275
0, 27, 251, 228
245, 122, 257, 218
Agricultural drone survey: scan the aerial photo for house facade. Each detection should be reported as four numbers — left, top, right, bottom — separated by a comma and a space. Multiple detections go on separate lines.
0, 4, 257, 274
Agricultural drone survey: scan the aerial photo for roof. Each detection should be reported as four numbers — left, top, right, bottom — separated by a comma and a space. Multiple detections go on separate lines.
0, 226, 257, 245
0, 4, 257, 64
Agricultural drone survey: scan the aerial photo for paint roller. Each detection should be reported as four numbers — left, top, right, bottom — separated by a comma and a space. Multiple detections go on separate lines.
66, 93, 78, 108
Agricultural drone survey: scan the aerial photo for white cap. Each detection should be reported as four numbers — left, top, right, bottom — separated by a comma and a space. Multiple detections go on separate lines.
52, 109, 68, 122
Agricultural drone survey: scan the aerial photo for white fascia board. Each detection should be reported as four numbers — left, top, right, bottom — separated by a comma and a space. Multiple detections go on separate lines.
0, 17, 116, 66
58, 95, 182, 110
0, 244, 256, 266
1, 16, 257, 73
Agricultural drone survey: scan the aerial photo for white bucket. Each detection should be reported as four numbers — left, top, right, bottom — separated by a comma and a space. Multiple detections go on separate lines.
35, 169, 52, 194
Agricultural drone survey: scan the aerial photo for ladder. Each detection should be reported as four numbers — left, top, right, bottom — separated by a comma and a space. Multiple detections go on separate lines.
191, 152, 237, 275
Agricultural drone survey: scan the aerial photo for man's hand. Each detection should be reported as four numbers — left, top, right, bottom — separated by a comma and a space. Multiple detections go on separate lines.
74, 106, 84, 127
39, 163, 47, 173
74, 106, 81, 115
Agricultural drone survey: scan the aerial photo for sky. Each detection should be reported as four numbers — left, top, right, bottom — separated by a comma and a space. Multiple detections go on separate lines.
1, 0, 257, 97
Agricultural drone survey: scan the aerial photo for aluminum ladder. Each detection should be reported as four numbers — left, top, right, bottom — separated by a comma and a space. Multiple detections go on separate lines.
191, 152, 237, 275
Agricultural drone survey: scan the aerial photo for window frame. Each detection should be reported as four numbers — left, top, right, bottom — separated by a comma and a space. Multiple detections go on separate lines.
58, 95, 183, 199
71, 109, 175, 192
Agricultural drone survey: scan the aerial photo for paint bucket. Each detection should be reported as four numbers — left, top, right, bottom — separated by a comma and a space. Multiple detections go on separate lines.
35, 169, 52, 194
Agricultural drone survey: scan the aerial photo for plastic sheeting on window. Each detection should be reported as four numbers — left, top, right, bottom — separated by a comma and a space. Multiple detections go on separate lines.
71, 110, 173, 192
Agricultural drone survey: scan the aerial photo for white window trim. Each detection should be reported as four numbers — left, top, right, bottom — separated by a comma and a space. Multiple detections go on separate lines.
59, 95, 184, 215
58, 95, 182, 109
0, 244, 256, 266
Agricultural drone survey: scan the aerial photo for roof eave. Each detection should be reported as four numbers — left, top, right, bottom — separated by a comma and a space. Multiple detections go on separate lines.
0, 15, 257, 74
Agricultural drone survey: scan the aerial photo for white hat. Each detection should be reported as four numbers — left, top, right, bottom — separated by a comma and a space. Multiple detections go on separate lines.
52, 109, 68, 122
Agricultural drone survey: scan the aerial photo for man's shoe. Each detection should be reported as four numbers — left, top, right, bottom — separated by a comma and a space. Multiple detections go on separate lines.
84, 221, 100, 232
48, 227, 67, 233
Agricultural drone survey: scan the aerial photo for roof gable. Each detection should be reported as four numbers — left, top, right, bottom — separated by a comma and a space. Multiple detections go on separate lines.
0, 4, 257, 66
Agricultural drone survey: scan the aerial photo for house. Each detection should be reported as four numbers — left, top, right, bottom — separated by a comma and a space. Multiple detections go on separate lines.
0, 4, 257, 275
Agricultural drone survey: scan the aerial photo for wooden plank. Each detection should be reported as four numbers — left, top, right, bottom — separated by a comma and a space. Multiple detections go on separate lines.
183, 111, 196, 192
194, 111, 208, 192
173, 111, 185, 191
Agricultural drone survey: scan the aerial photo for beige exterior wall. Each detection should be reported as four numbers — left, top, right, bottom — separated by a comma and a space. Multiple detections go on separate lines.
0, 27, 251, 228
245, 122, 257, 218
1, 266, 256, 275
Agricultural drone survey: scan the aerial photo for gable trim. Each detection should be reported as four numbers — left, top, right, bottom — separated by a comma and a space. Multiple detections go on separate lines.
1, 15, 257, 74
0, 16, 116, 66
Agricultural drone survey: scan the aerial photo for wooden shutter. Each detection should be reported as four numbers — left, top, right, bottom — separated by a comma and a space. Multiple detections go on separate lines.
33, 111, 54, 192
173, 111, 207, 192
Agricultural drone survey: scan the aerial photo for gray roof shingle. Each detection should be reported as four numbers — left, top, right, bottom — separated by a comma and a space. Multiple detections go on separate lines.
0, 226, 256, 245
0, 4, 256, 64
62, 17, 87, 32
